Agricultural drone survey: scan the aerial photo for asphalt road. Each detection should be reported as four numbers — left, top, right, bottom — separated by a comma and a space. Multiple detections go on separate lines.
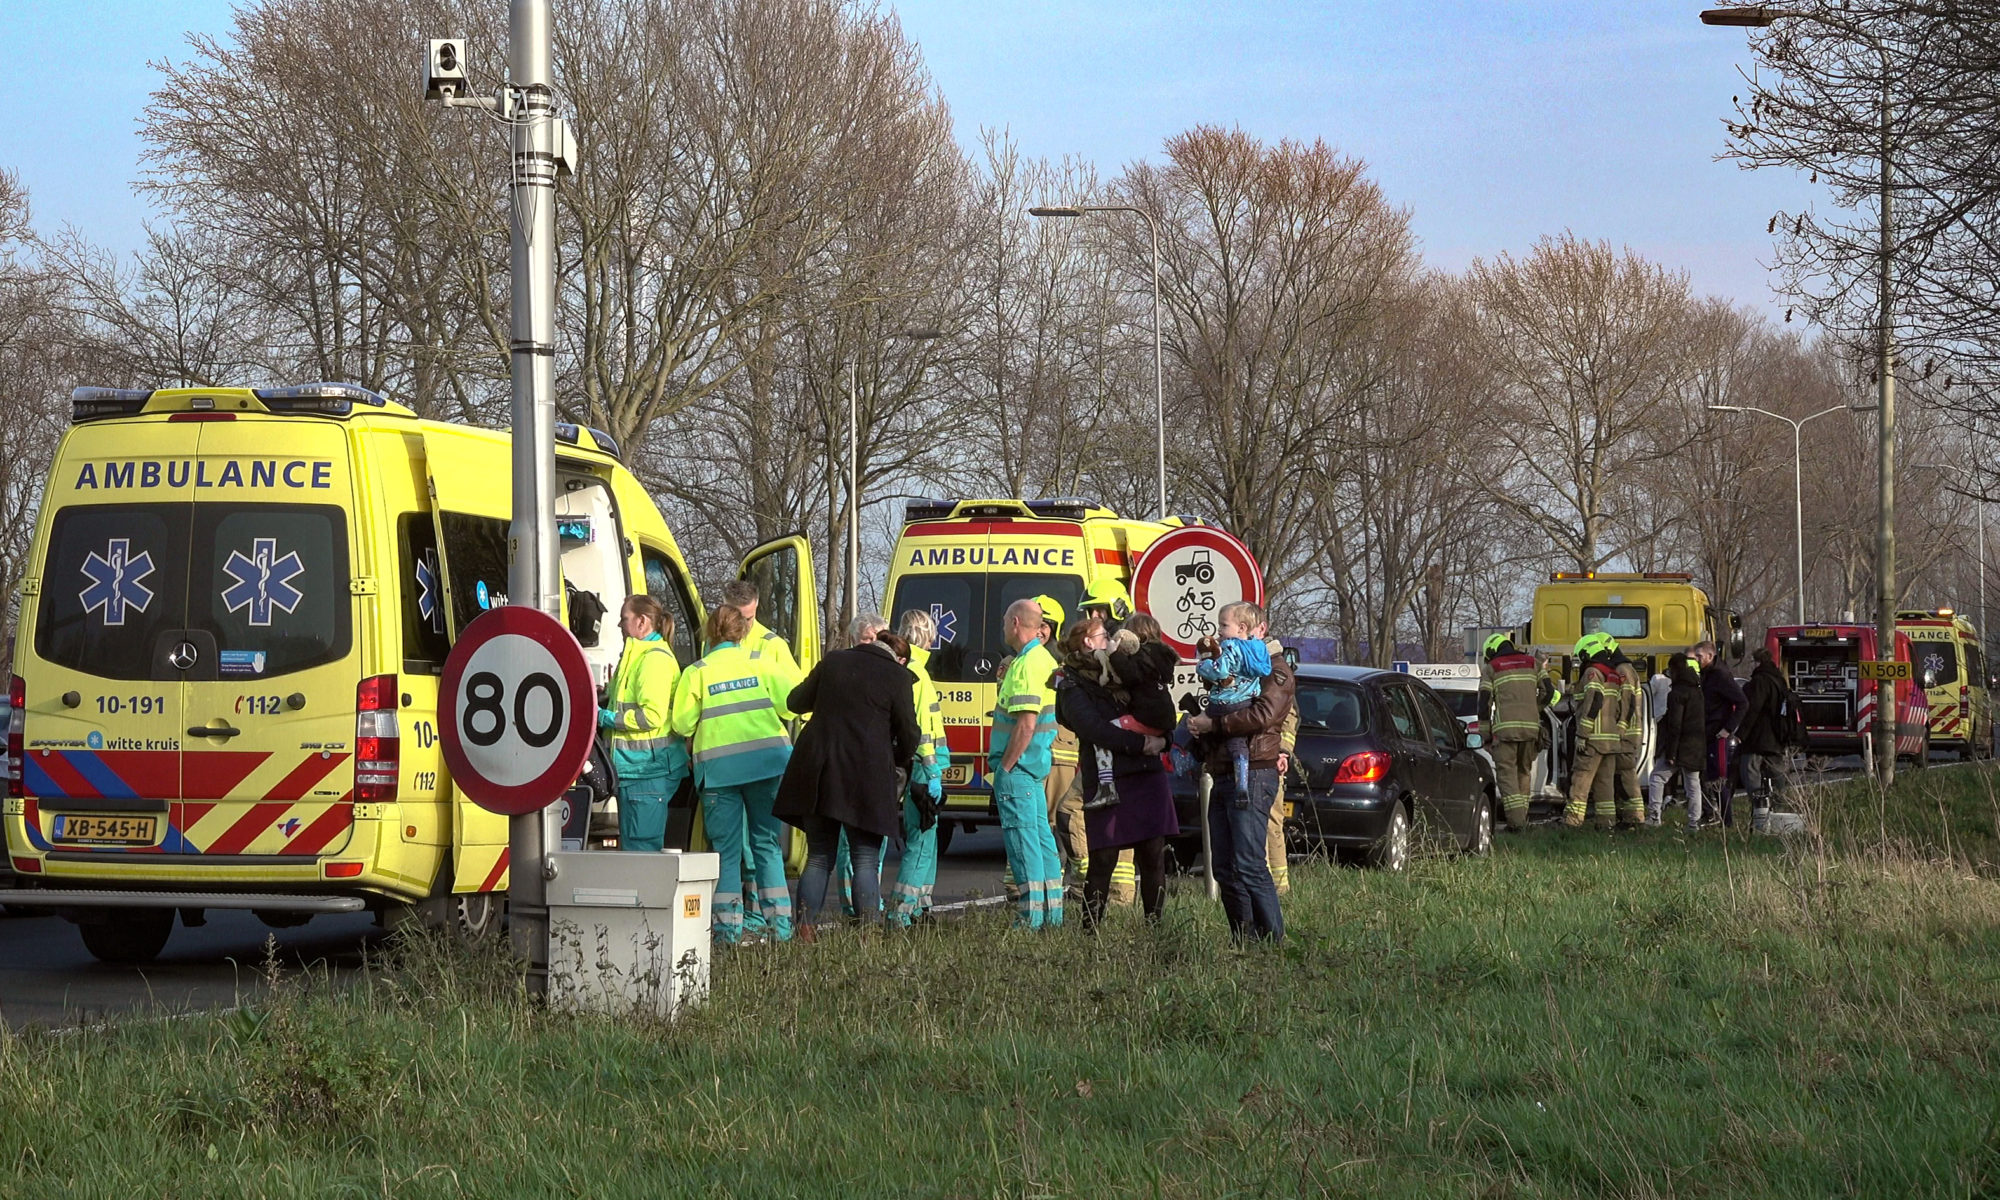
0, 827, 1019, 1031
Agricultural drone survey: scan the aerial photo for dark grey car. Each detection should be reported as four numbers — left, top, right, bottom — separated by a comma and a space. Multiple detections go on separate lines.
1285, 665, 1498, 869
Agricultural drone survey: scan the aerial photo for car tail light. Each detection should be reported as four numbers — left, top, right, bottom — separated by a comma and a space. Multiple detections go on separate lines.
7, 674, 23, 799
1334, 750, 1391, 783
354, 674, 399, 803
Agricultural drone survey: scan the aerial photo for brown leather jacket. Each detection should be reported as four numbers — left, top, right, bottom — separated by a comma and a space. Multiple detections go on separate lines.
1203, 642, 1297, 772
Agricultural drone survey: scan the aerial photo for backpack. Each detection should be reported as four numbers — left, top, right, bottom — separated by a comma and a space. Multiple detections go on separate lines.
1777, 683, 1809, 749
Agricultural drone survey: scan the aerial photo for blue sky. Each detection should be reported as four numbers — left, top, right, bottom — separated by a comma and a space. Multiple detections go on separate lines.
1, 0, 1815, 316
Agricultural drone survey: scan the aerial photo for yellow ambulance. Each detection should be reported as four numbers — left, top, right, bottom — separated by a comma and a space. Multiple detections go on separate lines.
882, 498, 1181, 845
4, 383, 817, 962
1896, 608, 1993, 759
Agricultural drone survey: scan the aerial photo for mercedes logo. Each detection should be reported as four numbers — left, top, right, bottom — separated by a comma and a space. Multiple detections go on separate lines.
167, 641, 199, 671
974, 657, 994, 677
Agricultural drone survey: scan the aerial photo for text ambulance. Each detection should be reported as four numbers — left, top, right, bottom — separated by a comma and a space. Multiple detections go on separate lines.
883, 498, 1180, 842
5, 383, 817, 963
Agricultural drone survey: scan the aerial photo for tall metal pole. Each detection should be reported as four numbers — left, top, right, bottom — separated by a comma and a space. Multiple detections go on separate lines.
1873, 74, 1897, 785
1793, 420, 1806, 624
507, 0, 560, 981
847, 361, 859, 634
1146, 216, 1166, 521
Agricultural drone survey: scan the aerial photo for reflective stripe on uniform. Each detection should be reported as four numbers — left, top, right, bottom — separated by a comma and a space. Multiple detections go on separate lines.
703, 697, 776, 718
617, 734, 678, 752
694, 735, 791, 763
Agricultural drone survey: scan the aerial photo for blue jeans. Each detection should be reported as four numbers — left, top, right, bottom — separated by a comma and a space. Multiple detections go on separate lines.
797, 815, 883, 925
1207, 766, 1283, 942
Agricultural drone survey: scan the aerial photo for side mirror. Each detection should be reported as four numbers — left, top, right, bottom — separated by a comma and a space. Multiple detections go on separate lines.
1465, 731, 1485, 749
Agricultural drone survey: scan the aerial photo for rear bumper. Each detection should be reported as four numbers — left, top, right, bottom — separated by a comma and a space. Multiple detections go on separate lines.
1, 888, 367, 914
1289, 784, 1399, 848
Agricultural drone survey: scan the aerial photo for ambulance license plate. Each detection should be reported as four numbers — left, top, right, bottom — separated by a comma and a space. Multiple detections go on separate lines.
50, 813, 160, 846
942, 765, 971, 786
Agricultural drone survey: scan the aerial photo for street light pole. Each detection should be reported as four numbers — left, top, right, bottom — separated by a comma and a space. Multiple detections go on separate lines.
1701, 4, 1899, 782
1029, 205, 1167, 521
1708, 403, 1850, 623
846, 327, 942, 634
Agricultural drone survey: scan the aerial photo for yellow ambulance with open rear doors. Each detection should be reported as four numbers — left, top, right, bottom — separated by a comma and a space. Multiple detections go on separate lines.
4, 383, 817, 963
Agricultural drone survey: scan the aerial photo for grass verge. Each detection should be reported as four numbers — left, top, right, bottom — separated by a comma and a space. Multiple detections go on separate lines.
4, 773, 2000, 1198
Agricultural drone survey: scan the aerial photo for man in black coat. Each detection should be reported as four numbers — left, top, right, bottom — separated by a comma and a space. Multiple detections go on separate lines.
1694, 640, 1748, 826
776, 616, 920, 926
1735, 646, 1795, 825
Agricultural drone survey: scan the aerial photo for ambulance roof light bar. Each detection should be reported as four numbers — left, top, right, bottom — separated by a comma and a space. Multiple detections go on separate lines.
255, 382, 391, 415
553, 422, 623, 460
70, 387, 155, 423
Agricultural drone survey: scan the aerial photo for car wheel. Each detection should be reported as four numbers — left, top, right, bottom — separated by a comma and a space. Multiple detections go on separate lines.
453, 892, 506, 943
1166, 835, 1206, 874
79, 907, 174, 965
1464, 793, 1494, 856
1368, 802, 1410, 872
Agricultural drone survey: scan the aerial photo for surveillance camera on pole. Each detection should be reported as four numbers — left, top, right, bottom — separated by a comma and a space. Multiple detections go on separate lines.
421, 5, 577, 993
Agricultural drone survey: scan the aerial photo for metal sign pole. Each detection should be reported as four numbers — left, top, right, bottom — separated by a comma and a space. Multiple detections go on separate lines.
507, 0, 560, 989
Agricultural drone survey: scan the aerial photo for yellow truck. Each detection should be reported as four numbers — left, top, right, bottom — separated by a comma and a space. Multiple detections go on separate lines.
1521, 571, 1743, 803
882, 498, 1183, 846
4, 383, 818, 962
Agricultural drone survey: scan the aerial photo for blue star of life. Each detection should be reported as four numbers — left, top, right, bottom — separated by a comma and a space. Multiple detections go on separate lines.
221, 537, 306, 626
416, 549, 443, 632
930, 603, 958, 644
79, 538, 156, 626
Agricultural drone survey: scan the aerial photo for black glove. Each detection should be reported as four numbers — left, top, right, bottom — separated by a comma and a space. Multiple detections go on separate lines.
914, 789, 939, 832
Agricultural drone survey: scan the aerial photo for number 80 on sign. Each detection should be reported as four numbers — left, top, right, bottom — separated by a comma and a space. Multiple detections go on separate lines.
439, 606, 598, 815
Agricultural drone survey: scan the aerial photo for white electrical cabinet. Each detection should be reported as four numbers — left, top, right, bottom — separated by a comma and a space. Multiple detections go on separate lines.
545, 849, 719, 1017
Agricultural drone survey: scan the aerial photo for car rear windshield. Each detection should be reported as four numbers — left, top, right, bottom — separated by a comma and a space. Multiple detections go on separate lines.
1295, 679, 1369, 735
35, 502, 350, 681
888, 573, 1083, 683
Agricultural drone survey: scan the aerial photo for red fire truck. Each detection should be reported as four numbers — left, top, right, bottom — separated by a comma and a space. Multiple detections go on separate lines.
1766, 623, 1932, 765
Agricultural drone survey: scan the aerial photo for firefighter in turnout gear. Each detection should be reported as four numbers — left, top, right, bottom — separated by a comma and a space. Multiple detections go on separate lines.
1479, 632, 1550, 831
1609, 640, 1648, 828
1564, 634, 1625, 829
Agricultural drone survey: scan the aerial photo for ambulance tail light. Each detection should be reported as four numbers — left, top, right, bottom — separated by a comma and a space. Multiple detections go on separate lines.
6, 674, 22, 799
1334, 751, 1392, 784
355, 674, 400, 802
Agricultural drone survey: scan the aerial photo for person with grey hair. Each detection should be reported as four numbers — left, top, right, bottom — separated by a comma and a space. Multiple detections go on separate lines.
848, 611, 889, 645
775, 616, 919, 932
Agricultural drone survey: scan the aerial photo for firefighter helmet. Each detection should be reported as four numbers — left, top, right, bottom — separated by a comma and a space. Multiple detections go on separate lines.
1081, 577, 1133, 623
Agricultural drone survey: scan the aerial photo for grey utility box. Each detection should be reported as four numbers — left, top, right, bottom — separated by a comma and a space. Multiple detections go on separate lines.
545, 849, 719, 1018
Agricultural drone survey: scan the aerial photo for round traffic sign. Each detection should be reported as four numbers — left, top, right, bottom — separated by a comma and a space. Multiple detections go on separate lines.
440, 605, 597, 816
1131, 526, 1266, 660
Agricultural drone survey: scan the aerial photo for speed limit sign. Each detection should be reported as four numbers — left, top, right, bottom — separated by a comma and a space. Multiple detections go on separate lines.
440, 606, 597, 815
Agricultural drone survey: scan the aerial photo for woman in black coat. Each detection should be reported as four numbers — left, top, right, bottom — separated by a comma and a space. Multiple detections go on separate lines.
1648, 653, 1708, 829
1052, 615, 1177, 926
776, 622, 920, 928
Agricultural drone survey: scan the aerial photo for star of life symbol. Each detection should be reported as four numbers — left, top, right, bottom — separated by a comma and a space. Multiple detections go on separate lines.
222, 538, 306, 627
416, 548, 443, 633
79, 538, 156, 626
930, 603, 958, 645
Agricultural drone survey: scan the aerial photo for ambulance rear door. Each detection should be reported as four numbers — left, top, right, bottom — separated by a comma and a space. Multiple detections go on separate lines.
20, 420, 197, 856
738, 532, 820, 670
178, 419, 363, 859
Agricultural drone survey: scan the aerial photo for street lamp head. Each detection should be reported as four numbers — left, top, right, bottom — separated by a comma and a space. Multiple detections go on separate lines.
1708, 404, 1745, 413
1028, 206, 1085, 218
1700, 6, 1776, 26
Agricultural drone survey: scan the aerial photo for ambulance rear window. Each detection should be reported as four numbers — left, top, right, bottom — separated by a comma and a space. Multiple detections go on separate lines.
1914, 642, 1960, 687
889, 573, 1083, 683
35, 504, 192, 681
188, 505, 351, 676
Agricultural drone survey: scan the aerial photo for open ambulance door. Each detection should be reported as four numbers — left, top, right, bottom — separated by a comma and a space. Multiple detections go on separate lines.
738, 533, 821, 669
419, 432, 513, 901
739, 532, 819, 874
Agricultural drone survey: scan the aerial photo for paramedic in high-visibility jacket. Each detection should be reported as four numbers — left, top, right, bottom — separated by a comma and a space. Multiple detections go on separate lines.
600, 596, 691, 851
989, 597, 1065, 929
